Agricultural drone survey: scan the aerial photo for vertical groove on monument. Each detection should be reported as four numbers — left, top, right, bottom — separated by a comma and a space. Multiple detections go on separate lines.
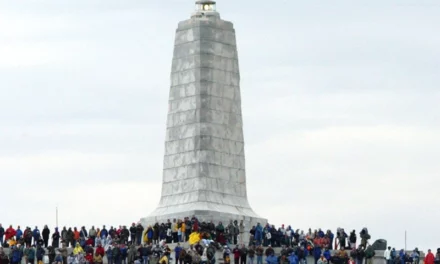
142, 1, 266, 226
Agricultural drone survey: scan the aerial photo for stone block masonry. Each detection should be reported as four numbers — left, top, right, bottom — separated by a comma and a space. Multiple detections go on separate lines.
141, 1, 266, 234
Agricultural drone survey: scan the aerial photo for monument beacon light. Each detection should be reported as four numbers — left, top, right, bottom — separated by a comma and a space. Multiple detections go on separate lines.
196, 0, 217, 12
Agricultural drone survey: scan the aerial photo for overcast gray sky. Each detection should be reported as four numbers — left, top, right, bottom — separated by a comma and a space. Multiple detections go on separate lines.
1, 0, 439, 251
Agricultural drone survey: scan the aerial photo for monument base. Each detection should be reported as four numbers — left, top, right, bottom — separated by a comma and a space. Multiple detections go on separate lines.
140, 204, 267, 245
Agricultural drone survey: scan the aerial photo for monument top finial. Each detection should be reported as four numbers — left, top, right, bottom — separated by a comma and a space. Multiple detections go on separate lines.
195, 0, 217, 12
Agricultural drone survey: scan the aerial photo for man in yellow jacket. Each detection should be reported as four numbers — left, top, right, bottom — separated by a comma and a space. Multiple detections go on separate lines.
180, 222, 186, 242
160, 252, 170, 264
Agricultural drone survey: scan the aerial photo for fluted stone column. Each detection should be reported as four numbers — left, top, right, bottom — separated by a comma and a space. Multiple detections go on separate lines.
141, 0, 266, 234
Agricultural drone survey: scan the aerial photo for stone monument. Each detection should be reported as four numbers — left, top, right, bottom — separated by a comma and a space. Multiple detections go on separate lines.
141, 0, 266, 232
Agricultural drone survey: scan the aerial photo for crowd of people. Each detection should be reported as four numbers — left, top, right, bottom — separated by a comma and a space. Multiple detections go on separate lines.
0, 219, 438, 264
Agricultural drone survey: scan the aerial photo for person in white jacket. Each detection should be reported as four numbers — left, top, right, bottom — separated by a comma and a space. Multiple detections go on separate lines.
384, 247, 391, 264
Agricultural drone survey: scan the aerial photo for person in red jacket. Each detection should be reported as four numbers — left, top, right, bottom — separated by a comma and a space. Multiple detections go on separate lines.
425, 249, 435, 264
86, 237, 94, 247
5, 225, 16, 241
96, 244, 105, 257
233, 245, 240, 264
85, 252, 93, 263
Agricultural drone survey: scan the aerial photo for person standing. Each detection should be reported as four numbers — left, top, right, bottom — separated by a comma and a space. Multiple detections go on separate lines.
113, 243, 122, 264
248, 246, 255, 264
80, 227, 88, 240
254, 224, 262, 246
10, 245, 23, 264
52, 228, 60, 248
239, 245, 248, 264
58, 243, 68, 264
172, 219, 178, 243
67, 228, 74, 247
89, 226, 97, 245
120, 243, 128, 264
411, 249, 420, 264
138, 244, 148, 264
233, 245, 240, 264
107, 245, 114, 264
255, 245, 263, 264
121, 226, 130, 244
223, 246, 231, 264
0, 247, 10, 264
32, 227, 41, 246
238, 221, 245, 245
42, 225, 50, 248
425, 249, 435, 264
384, 247, 391, 264
36, 245, 45, 264
228, 221, 238, 245
17, 227, 25, 242
174, 243, 182, 264
24, 245, 35, 264
130, 223, 137, 245
61, 227, 68, 247
23, 227, 32, 247
5, 225, 16, 242
73, 228, 80, 247
0, 224, 4, 245
136, 224, 144, 246
349, 231, 357, 250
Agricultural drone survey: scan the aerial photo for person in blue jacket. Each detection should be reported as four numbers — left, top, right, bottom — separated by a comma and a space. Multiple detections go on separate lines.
174, 243, 183, 264
107, 245, 114, 264
313, 245, 322, 264
11, 245, 23, 264
289, 252, 299, 264
16, 227, 23, 241
255, 224, 263, 246
326, 231, 334, 250
323, 248, 331, 263
36, 245, 45, 263
266, 254, 278, 264
32, 227, 40, 246
147, 228, 154, 244
399, 249, 405, 264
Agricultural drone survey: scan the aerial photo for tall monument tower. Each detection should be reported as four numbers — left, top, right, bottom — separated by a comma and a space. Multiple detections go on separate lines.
141, 0, 266, 229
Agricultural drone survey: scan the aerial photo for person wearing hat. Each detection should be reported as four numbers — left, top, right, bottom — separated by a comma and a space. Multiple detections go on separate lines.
223, 246, 231, 264
52, 227, 60, 248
